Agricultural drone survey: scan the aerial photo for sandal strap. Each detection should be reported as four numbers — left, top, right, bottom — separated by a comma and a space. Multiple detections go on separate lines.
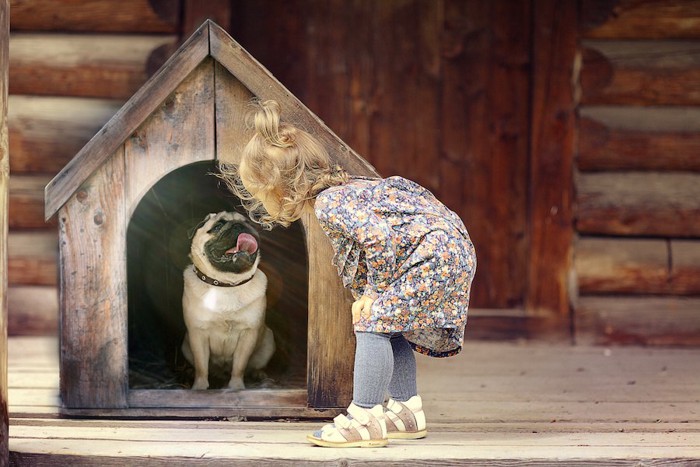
386, 399, 421, 433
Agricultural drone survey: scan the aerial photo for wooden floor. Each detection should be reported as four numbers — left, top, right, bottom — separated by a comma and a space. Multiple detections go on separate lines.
8, 336, 700, 466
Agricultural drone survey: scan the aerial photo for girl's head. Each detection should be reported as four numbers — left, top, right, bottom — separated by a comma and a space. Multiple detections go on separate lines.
219, 100, 348, 229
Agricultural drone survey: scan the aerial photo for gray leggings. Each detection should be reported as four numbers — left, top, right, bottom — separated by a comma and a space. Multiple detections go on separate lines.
353, 331, 417, 408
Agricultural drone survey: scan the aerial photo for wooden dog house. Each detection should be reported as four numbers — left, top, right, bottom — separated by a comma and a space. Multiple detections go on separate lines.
44, 20, 377, 418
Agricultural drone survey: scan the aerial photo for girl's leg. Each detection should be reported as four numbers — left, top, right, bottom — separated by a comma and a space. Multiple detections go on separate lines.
388, 334, 417, 402
353, 331, 393, 408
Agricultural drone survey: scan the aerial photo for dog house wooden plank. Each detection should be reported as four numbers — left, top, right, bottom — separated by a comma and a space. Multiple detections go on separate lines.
44, 21, 210, 220
59, 146, 128, 408
301, 213, 355, 409
124, 58, 216, 212
213, 62, 254, 165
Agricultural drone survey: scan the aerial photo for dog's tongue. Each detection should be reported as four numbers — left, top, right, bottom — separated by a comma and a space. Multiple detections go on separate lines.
226, 233, 258, 255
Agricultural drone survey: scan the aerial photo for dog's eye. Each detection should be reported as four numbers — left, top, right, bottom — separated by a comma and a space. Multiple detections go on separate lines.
209, 221, 225, 234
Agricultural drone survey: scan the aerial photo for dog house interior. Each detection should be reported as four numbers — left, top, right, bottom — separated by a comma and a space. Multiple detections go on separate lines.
126, 161, 308, 391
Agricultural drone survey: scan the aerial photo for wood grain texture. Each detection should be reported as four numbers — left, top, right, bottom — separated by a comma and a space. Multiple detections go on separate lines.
526, 0, 576, 318
8, 336, 700, 464
440, 0, 530, 309
578, 107, 700, 172
576, 237, 670, 295
301, 210, 354, 409
576, 237, 700, 296
124, 59, 215, 210
45, 22, 210, 219
576, 172, 700, 237
59, 147, 128, 409
9, 0, 180, 33
580, 40, 700, 106
581, 0, 700, 40
7, 286, 57, 336
7, 231, 57, 286
575, 296, 700, 346
9, 34, 176, 99
1, 0, 9, 463
9, 176, 54, 229
8, 96, 121, 175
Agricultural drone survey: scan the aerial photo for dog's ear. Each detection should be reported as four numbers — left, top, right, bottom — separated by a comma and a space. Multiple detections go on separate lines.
187, 215, 212, 239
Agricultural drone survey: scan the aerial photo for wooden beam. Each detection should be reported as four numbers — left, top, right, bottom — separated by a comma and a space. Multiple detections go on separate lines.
7, 286, 57, 336
8, 96, 121, 175
576, 237, 700, 296
578, 107, 700, 172
576, 237, 670, 295
526, 0, 576, 320
9, 34, 176, 99
0, 0, 8, 462
576, 172, 700, 237
9, 0, 180, 33
575, 296, 700, 346
10, 176, 55, 229
581, 0, 700, 40
580, 41, 700, 106
7, 231, 57, 286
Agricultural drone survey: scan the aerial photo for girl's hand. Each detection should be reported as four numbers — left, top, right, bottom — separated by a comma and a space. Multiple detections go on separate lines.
352, 295, 375, 324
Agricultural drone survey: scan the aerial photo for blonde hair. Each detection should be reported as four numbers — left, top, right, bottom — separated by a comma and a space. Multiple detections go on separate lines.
218, 100, 348, 229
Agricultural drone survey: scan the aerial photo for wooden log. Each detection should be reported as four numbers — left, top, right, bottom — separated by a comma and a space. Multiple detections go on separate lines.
670, 240, 700, 294
7, 231, 57, 286
7, 286, 57, 336
576, 237, 700, 296
9, 175, 55, 229
1, 0, 9, 463
580, 40, 700, 106
575, 296, 700, 346
527, 0, 576, 319
578, 107, 700, 172
9, 34, 176, 99
9, 0, 179, 33
575, 237, 670, 295
581, 0, 700, 40
8, 96, 121, 175
576, 172, 700, 237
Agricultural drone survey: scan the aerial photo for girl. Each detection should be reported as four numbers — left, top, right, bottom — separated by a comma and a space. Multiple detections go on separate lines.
219, 100, 476, 448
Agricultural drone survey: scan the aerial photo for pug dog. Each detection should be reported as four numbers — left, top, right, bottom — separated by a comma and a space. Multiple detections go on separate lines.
182, 211, 275, 390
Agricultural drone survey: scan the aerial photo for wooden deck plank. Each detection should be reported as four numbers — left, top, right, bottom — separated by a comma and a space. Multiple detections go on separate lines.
8, 336, 700, 464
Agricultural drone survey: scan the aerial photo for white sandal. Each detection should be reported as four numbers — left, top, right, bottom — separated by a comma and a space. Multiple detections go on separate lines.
385, 395, 428, 439
307, 403, 388, 448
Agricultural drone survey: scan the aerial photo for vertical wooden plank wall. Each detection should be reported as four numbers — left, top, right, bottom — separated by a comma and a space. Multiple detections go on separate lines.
231, 0, 534, 314
527, 0, 577, 325
574, 0, 700, 345
1, 0, 9, 462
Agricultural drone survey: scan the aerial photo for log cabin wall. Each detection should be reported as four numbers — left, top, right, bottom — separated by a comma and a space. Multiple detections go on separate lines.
8, 0, 700, 346
575, 0, 700, 345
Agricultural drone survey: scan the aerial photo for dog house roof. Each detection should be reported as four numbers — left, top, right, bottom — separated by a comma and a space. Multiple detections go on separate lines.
44, 20, 377, 220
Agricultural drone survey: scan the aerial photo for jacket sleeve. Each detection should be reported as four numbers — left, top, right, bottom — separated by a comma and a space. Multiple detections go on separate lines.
315, 187, 396, 299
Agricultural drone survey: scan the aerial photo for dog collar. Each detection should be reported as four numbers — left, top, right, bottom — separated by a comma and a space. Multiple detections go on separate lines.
192, 265, 254, 288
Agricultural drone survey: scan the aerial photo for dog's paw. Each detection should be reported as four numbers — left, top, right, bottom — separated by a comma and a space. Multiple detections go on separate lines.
227, 377, 245, 391
191, 378, 209, 390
